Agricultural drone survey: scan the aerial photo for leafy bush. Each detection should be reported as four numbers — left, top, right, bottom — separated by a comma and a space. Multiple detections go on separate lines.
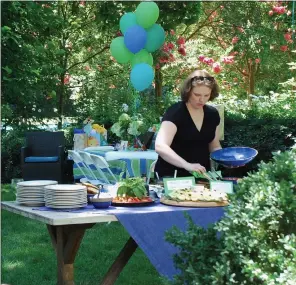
221, 116, 296, 176
166, 149, 296, 285
165, 215, 224, 285
1, 128, 26, 183
219, 91, 296, 176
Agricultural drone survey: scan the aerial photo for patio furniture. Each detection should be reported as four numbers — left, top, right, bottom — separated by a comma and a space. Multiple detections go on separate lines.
88, 153, 118, 184
21, 131, 65, 183
72, 149, 158, 181
146, 160, 157, 185
78, 151, 112, 185
68, 150, 98, 185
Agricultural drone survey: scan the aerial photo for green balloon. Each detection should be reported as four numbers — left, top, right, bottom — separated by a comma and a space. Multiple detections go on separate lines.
131, 49, 153, 67
110, 37, 133, 64
145, 24, 165, 53
120, 12, 138, 35
135, 2, 159, 29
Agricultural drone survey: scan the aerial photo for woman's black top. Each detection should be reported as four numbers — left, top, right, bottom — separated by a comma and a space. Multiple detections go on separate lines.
155, 101, 220, 178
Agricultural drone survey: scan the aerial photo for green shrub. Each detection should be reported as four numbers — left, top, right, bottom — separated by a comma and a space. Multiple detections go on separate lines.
1, 128, 26, 183
222, 116, 296, 176
166, 149, 296, 285
165, 215, 224, 285
220, 91, 296, 176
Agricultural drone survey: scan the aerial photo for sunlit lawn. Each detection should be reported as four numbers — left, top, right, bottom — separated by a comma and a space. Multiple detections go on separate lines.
1, 185, 165, 285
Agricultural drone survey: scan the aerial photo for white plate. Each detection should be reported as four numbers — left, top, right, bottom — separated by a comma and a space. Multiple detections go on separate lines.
46, 204, 87, 209
16, 197, 44, 201
44, 186, 86, 193
45, 196, 86, 201
45, 195, 86, 199
47, 195, 86, 200
44, 192, 85, 197
17, 202, 45, 207
17, 186, 45, 191
46, 202, 86, 207
44, 184, 86, 191
16, 199, 45, 203
16, 196, 44, 200
45, 198, 87, 204
17, 193, 44, 198
17, 192, 41, 197
17, 180, 58, 187
17, 188, 44, 192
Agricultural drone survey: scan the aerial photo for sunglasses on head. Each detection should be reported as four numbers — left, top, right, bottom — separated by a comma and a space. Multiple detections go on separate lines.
191, 76, 215, 85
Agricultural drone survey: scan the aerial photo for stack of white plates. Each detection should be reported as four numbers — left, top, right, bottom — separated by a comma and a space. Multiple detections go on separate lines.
16, 180, 58, 206
44, 184, 87, 209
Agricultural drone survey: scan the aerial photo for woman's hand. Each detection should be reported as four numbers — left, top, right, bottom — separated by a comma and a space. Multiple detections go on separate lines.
184, 162, 206, 173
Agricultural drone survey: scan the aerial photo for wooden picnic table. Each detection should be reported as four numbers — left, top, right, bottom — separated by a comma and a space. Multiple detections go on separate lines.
1, 201, 137, 285
1, 200, 225, 285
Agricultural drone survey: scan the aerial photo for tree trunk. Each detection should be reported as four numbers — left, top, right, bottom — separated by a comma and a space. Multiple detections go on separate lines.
58, 75, 64, 129
155, 67, 162, 97
247, 63, 255, 107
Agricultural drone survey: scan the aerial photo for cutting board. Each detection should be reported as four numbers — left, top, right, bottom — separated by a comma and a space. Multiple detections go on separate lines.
160, 197, 228, 208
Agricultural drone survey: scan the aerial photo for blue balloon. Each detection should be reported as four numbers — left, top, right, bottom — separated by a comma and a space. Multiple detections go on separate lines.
130, 63, 154, 91
124, 25, 147, 54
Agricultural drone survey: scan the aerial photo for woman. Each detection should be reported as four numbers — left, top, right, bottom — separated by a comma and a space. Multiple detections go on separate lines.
155, 69, 222, 178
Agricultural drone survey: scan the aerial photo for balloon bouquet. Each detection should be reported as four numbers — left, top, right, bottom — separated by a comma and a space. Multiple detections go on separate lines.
110, 2, 165, 91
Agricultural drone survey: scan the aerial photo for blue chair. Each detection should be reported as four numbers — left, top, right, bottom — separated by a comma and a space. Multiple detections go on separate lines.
21, 131, 65, 182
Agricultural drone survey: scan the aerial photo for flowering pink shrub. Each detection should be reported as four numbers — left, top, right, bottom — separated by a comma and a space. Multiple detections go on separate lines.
212, 62, 222, 74
272, 6, 286, 14
203, 57, 215, 66
284, 33, 291, 41
232, 36, 239, 44
222, 56, 235, 64
280, 45, 288, 52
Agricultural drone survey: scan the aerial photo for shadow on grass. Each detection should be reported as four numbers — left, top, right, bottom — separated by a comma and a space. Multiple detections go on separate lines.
1, 185, 164, 285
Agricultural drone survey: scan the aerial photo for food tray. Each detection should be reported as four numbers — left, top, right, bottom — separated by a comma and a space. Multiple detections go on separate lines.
160, 197, 228, 208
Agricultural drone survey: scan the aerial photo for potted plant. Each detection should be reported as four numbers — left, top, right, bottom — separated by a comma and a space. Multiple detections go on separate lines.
110, 113, 146, 150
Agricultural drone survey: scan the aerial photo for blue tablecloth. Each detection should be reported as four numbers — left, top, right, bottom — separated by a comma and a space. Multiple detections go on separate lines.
114, 204, 224, 280
33, 201, 225, 279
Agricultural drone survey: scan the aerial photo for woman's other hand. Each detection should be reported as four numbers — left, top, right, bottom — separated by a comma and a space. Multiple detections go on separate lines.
184, 162, 206, 173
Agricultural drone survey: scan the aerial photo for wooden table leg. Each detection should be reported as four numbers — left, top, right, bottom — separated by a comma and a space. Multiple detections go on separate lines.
47, 223, 95, 285
100, 237, 138, 285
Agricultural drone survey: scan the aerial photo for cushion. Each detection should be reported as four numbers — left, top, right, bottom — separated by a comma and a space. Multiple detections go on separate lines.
25, 156, 59, 163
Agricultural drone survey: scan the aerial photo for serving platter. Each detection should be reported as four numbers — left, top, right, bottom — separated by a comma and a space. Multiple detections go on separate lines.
111, 199, 155, 207
160, 197, 228, 208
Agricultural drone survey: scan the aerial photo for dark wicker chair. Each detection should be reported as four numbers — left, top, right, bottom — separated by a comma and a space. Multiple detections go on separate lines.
21, 131, 65, 183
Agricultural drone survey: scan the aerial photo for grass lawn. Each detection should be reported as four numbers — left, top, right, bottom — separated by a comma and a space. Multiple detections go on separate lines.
1, 185, 166, 285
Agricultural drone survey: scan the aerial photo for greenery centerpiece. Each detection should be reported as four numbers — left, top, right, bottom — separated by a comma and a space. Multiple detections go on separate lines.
110, 113, 146, 145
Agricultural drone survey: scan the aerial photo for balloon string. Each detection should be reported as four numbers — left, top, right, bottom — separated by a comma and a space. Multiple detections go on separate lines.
127, 81, 139, 116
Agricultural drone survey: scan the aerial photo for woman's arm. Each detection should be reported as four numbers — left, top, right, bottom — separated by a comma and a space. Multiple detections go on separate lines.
155, 121, 206, 173
209, 126, 222, 153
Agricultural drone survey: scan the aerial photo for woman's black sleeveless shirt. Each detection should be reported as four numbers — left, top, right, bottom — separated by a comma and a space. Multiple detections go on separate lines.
155, 101, 220, 177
